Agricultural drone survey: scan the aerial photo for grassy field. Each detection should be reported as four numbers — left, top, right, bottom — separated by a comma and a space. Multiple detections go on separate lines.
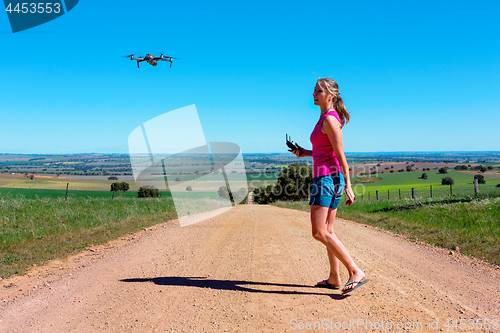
0, 195, 179, 278
0, 173, 259, 199
0, 174, 137, 191
0, 187, 223, 200
272, 190, 500, 266
351, 170, 499, 199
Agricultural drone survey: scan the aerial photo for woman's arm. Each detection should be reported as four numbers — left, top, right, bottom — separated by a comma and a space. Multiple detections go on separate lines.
322, 116, 355, 206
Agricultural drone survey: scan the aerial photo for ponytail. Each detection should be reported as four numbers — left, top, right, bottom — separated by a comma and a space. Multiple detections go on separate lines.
333, 94, 350, 127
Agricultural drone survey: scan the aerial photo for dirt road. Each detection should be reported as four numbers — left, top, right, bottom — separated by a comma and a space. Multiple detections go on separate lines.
1, 205, 499, 332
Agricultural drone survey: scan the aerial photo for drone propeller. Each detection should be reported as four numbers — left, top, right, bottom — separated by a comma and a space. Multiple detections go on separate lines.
122, 54, 134, 58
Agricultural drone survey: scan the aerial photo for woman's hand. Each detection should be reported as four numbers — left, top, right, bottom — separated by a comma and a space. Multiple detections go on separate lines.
288, 142, 304, 158
344, 186, 356, 206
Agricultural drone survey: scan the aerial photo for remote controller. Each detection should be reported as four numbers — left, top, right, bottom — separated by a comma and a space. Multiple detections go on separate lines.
286, 134, 303, 156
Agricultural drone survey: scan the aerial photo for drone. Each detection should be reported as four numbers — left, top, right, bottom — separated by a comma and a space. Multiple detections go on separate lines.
123, 53, 178, 68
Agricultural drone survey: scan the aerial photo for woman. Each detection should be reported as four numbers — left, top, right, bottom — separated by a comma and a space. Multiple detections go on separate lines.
289, 78, 368, 294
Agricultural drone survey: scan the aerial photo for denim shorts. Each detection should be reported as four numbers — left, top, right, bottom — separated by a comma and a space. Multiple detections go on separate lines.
309, 173, 345, 209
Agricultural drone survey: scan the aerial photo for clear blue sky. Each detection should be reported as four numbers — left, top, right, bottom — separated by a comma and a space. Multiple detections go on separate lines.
1, 0, 499, 154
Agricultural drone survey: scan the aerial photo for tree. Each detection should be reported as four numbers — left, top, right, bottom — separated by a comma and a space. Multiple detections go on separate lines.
29, 174, 34, 180
108, 176, 119, 180
438, 167, 448, 174
186, 186, 192, 191
218, 186, 233, 201
233, 188, 248, 204
253, 163, 313, 204
111, 182, 129, 192
406, 165, 413, 172
480, 166, 487, 173
138, 185, 160, 198
421, 173, 428, 179
442, 177, 454, 185
120, 182, 130, 192
474, 174, 485, 184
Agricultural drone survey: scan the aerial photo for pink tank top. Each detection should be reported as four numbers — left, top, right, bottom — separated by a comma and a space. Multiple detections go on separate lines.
310, 110, 342, 178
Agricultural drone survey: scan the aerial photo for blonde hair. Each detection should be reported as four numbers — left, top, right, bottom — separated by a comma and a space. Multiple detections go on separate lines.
317, 78, 350, 127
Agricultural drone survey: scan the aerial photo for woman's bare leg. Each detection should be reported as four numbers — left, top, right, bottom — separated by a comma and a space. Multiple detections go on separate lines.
325, 208, 341, 286
311, 205, 365, 292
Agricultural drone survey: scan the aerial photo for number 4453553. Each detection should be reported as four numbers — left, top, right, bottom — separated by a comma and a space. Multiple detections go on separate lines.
443, 319, 498, 330
5, 3, 61, 14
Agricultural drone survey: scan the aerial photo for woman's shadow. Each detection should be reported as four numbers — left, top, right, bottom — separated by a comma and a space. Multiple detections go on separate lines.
120, 276, 347, 300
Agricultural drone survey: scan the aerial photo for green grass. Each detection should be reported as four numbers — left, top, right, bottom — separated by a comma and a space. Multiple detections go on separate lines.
272, 191, 500, 265
0, 195, 178, 278
0, 187, 168, 199
0, 187, 224, 200
352, 170, 499, 198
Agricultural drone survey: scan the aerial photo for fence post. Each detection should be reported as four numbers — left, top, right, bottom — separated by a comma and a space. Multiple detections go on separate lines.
368, 192, 370, 201
474, 179, 479, 196
430, 185, 433, 198
388, 190, 390, 200
450, 184, 453, 196
399, 189, 401, 200
376, 190, 380, 201
65, 183, 69, 201
412, 187, 415, 199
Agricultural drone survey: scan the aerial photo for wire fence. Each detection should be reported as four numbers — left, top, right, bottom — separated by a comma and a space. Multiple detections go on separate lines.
356, 183, 500, 201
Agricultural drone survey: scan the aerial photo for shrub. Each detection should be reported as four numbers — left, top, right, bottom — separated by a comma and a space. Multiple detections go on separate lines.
421, 173, 428, 179
438, 167, 448, 174
108, 176, 119, 180
496, 184, 500, 187
138, 185, 160, 198
390, 170, 394, 173
406, 166, 413, 172
175, 177, 181, 182
442, 177, 454, 185
474, 174, 486, 184
186, 186, 192, 191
